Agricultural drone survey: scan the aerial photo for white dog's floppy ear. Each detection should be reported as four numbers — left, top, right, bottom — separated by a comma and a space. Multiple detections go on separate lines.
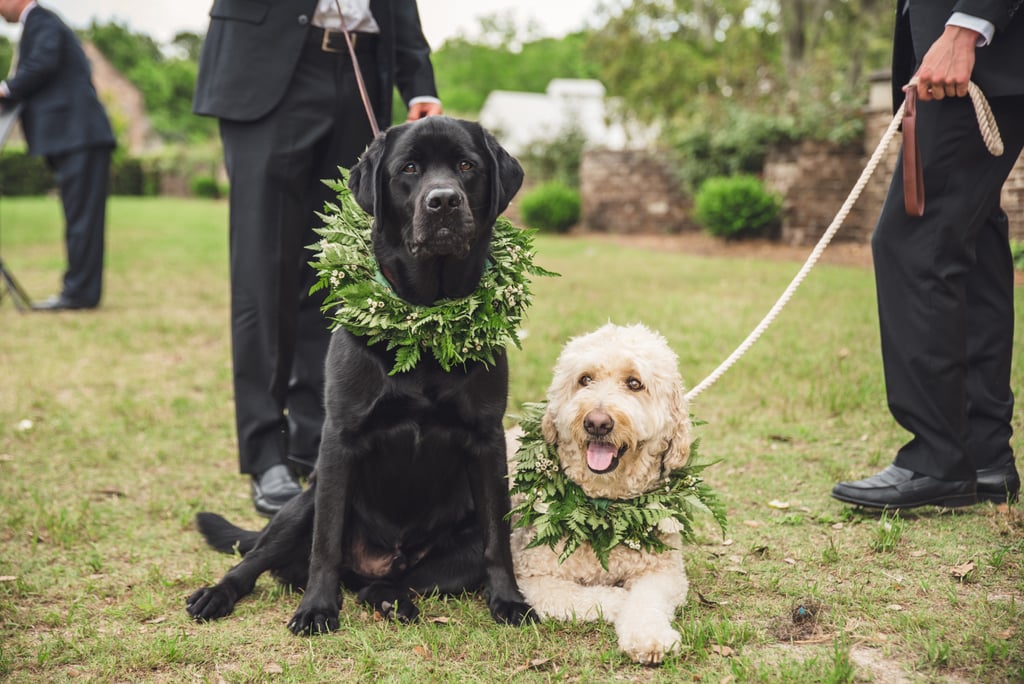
348, 127, 391, 217
662, 381, 692, 471
541, 405, 558, 445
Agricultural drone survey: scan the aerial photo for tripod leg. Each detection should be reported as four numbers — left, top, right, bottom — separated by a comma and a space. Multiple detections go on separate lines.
0, 258, 32, 312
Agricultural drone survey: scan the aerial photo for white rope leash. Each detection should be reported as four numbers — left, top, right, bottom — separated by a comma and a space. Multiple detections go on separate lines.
684, 82, 1002, 402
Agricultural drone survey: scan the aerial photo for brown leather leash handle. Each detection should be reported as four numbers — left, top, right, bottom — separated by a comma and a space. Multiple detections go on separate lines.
902, 86, 925, 217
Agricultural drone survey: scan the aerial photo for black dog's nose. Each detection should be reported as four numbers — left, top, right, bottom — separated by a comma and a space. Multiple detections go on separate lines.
425, 188, 463, 214
584, 410, 614, 437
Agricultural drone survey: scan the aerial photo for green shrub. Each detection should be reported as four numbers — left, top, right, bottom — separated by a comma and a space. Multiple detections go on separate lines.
1012, 241, 1024, 271
694, 175, 781, 240
518, 182, 581, 233
0, 149, 54, 195
519, 127, 586, 189
190, 175, 222, 199
109, 156, 162, 196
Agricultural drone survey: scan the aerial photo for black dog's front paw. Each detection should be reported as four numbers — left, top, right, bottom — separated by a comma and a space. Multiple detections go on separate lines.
186, 586, 236, 622
287, 599, 340, 635
489, 597, 538, 626
357, 583, 420, 623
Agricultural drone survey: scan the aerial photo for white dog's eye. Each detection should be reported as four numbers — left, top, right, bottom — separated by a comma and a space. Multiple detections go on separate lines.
578, 374, 592, 387
626, 377, 644, 392
402, 162, 418, 174
458, 160, 475, 171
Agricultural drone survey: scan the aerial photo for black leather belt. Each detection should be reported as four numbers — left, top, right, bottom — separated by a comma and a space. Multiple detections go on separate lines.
307, 27, 379, 54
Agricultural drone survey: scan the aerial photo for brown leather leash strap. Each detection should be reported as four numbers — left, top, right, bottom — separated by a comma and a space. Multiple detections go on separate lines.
901, 86, 925, 217
332, 0, 381, 138
900, 79, 1004, 217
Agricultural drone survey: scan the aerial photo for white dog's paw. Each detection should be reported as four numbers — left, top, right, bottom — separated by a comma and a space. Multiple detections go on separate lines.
618, 625, 682, 665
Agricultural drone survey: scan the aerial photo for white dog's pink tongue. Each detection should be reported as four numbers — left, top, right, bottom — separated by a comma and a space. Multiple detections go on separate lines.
587, 443, 617, 471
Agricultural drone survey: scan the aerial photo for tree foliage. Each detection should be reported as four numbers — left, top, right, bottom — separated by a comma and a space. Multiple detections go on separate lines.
431, 31, 601, 115
586, 0, 893, 142
83, 21, 213, 143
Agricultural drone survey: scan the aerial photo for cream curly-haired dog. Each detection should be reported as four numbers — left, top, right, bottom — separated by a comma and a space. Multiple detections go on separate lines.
508, 323, 693, 665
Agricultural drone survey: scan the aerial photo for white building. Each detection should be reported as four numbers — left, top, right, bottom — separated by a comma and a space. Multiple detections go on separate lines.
478, 79, 655, 155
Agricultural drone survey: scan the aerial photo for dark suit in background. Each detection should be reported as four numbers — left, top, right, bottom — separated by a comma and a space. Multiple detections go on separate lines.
833, 0, 1024, 508
1, 2, 115, 309
193, 0, 439, 514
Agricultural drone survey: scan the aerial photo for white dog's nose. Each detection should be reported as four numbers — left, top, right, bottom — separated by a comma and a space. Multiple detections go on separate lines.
584, 410, 614, 437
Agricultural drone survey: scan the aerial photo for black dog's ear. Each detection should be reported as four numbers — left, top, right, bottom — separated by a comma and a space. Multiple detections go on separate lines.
348, 128, 390, 217
481, 127, 524, 221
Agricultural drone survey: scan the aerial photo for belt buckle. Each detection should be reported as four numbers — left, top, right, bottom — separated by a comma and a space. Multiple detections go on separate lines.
320, 28, 353, 53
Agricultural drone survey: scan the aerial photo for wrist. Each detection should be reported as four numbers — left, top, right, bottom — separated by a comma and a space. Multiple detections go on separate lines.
944, 24, 981, 48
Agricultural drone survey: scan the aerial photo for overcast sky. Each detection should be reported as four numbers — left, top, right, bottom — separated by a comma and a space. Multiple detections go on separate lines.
1, 1, 606, 48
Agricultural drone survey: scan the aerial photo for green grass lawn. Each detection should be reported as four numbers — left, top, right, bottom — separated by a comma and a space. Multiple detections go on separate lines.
1, 196, 1021, 682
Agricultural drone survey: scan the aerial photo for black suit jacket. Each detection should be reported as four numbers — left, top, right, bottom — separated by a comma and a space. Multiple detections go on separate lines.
893, 0, 1024, 109
193, 0, 437, 128
5, 4, 115, 157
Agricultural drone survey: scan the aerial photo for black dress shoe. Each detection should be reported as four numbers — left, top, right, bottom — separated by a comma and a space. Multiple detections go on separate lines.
31, 295, 95, 311
251, 464, 303, 517
977, 461, 1020, 504
831, 464, 977, 510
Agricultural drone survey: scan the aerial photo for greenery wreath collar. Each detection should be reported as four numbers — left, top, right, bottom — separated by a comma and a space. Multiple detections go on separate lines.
310, 170, 557, 375
508, 402, 727, 571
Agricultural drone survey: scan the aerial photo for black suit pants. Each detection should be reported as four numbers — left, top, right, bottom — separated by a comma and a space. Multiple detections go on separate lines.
873, 93, 1024, 480
48, 145, 111, 307
219, 41, 379, 475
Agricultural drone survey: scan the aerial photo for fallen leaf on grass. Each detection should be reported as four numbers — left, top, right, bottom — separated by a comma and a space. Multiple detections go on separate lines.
742, 520, 761, 528
0, 576, 17, 582
427, 616, 451, 625
264, 663, 283, 675
886, 604, 903, 611
949, 561, 976, 580
412, 645, 431, 660
144, 617, 167, 625
995, 627, 1016, 640
783, 558, 796, 565
514, 658, 552, 673
767, 500, 790, 510
711, 645, 735, 657
0, 453, 13, 462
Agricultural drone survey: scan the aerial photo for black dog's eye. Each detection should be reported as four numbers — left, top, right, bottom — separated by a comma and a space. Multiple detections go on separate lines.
458, 160, 474, 172
402, 162, 418, 174
626, 377, 644, 392
578, 374, 592, 387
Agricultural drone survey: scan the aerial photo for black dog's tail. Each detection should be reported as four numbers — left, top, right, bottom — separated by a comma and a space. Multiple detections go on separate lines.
195, 512, 261, 555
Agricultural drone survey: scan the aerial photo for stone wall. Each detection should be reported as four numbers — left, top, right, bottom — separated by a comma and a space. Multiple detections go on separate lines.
762, 139, 874, 246
580, 73, 1024, 243
580, 148, 697, 234
770, 73, 1024, 245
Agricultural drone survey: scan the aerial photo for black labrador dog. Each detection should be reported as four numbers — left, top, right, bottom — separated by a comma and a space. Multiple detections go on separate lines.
186, 117, 535, 633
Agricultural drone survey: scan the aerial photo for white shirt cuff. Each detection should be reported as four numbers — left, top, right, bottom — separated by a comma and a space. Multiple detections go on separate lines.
947, 12, 995, 46
408, 96, 441, 106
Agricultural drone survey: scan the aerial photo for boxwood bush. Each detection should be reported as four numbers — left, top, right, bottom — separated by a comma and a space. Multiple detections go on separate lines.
694, 174, 781, 240
1012, 241, 1024, 271
518, 181, 580, 233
